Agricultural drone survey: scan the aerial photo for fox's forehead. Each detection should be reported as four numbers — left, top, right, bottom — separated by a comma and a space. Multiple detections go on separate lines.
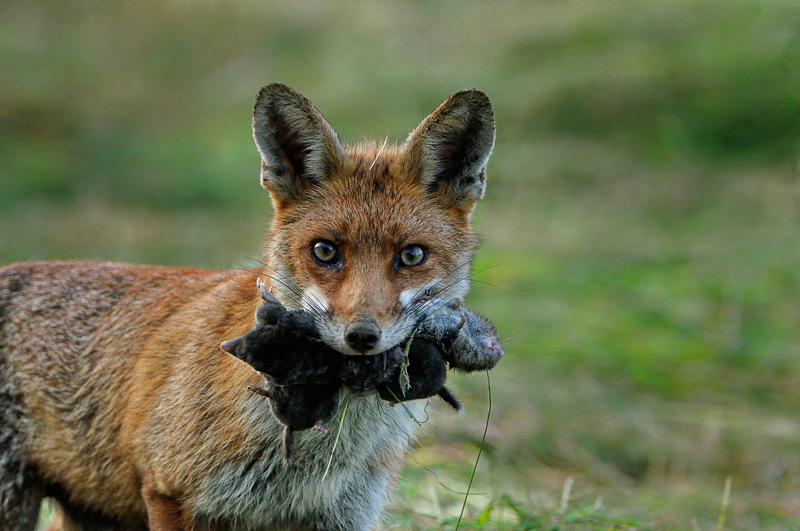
280, 145, 466, 245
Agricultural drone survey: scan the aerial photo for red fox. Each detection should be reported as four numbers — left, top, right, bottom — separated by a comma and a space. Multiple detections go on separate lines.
0, 83, 496, 530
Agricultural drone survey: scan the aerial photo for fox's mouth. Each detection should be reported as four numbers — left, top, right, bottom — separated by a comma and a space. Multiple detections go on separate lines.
328, 340, 391, 357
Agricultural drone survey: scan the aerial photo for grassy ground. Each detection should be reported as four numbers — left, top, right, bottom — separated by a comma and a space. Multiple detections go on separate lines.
1, 1, 799, 529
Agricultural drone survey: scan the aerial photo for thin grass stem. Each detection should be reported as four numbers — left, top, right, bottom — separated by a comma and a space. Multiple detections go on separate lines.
717, 476, 733, 531
322, 391, 352, 482
455, 371, 492, 531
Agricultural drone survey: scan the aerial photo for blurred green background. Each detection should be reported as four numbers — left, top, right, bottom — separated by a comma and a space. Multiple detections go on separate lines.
2, 1, 799, 529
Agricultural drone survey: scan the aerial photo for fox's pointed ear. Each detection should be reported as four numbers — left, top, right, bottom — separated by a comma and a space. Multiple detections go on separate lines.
252, 84, 346, 201
402, 89, 495, 211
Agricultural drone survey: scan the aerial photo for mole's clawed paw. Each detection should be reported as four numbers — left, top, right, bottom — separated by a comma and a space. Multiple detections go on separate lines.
414, 303, 504, 373
246, 385, 271, 397
478, 336, 504, 359
256, 278, 287, 325
312, 420, 329, 435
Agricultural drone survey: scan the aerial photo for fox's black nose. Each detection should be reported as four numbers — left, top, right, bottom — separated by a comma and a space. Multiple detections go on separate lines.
345, 319, 381, 353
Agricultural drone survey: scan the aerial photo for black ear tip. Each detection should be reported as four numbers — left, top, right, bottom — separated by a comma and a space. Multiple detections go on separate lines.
459, 88, 490, 99
256, 82, 295, 101
255, 83, 314, 113
254, 84, 309, 120
449, 89, 493, 112
254, 85, 275, 110
263, 82, 293, 92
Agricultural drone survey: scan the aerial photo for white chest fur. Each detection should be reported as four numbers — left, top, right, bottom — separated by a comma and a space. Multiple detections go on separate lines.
190, 393, 425, 531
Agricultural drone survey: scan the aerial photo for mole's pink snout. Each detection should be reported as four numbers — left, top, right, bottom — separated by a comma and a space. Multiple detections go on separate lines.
220, 339, 238, 354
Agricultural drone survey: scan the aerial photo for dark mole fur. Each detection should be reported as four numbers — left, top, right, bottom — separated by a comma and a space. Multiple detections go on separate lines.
221, 279, 503, 459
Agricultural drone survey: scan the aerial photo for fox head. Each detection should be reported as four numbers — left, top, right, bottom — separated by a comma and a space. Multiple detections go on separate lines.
253, 83, 495, 356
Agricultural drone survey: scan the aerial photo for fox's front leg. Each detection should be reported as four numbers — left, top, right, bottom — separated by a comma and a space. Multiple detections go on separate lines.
142, 486, 194, 531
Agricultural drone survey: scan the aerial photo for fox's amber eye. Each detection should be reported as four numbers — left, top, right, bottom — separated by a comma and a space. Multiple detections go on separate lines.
311, 240, 340, 266
399, 244, 427, 267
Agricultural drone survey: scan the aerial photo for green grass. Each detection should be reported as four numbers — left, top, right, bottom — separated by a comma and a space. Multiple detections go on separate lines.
2, 1, 799, 530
